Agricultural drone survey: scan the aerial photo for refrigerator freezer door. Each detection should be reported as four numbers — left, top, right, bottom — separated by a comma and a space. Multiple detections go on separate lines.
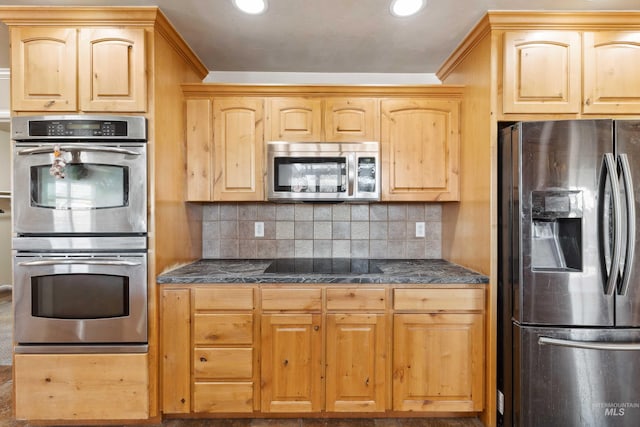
519, 120, 614, 326
515, 324, 640, 427
614, 120, 640, 327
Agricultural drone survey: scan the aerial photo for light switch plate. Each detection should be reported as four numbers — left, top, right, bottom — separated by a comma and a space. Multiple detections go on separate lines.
255, 222, 264, 237
415, 222, 425, 237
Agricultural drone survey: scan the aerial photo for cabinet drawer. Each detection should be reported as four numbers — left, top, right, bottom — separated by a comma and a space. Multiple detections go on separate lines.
394, 288, 484, 311
326, 288, 386, 311
193, 382, 253, 413
261, 288, 322, 311
194, 287, 254, 310
193, 314, 253, 345
194, 348, 253, 379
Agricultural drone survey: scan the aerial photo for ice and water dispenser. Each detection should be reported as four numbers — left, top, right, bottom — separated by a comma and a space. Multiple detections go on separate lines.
531, 191, 583, 271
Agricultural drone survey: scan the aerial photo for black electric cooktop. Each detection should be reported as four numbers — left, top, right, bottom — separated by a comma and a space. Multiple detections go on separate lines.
264, 258, 382, 274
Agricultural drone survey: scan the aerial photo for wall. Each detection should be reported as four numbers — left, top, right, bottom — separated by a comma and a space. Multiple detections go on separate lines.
202, 202, 441, 259
0, 127, 10, 286
0, 69, 8, 120
205, 71, 441, 84
0, 66, 8, 285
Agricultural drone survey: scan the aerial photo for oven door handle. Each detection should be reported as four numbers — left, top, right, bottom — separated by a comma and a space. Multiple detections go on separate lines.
17, 145, 142, 156
18, 259, 142, 267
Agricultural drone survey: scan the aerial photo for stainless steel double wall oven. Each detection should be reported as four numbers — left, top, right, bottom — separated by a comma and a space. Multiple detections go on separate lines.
12, 115, 148, 353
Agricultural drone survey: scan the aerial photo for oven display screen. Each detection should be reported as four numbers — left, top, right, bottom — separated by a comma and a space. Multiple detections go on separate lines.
66, 123, 101, 130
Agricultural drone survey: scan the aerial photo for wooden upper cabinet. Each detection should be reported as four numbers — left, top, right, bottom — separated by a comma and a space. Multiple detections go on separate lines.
11, 26, 146, 112
186, 98, 213, 201
380, 99, 460, 201
503, 31, 582, 114
213, 98, 265, 201
78, 28, 146, 112
269, 97, 323, 141
11, 27, 78, 111
583, 31, 640, 114
324, 97, 378, 142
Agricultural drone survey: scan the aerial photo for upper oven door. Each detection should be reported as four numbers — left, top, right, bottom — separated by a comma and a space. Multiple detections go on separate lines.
13, 142, 147, 234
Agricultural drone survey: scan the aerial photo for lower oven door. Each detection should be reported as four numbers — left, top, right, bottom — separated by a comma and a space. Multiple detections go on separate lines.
13, 252, 147, 353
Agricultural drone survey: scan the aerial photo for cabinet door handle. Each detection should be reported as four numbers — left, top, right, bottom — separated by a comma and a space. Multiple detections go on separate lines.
585, 98, 592, 106
199, 357, 207, 362
44, 100, 55, 108
314, 325, 320, 331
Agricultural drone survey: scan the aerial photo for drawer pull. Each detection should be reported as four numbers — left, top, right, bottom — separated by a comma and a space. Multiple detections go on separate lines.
283, 359, 288, 366
314, 325, 320, 331
199, 356, 207, 362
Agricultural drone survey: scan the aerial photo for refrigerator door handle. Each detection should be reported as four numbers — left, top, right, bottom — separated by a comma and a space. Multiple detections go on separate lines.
599, 153, 622, 296
539, 336, 640, 351
618, 153, 635, 296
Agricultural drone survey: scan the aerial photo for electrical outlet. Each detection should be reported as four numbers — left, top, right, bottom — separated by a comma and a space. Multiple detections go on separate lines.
254, 222, 264, 237
415, 222, 425, 237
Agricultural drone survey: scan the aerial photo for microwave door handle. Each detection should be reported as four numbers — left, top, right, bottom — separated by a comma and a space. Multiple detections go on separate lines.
17, 145, 142, 156
348, 155, 356, 196
18, 259, 142, 267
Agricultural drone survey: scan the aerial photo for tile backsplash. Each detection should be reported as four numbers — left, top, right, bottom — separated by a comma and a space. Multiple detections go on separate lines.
202, 202, 442, 259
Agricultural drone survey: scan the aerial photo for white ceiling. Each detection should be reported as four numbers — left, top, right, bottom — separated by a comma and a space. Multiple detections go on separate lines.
0, 0, 639, 75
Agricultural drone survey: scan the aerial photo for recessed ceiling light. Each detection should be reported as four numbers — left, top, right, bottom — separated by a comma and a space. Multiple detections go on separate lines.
390, 0, 425, 17
233, 0, 267, 15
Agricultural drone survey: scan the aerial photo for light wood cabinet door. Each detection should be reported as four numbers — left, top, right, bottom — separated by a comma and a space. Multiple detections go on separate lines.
324, 98, 378, 142
213, 98, 265, 201
393, 313, 484, 412
503, 31, 582, 114
160, 288, 191, 414
326, 313, 387, 412
583, 31, 640, 114
10, 27, 77, 111
380, 99, 460, 201
261, 313, 323, 412
14, 353, 149, 420
269, 97, 323, 141
186, 98, 213, 201
78, 28, 146, 112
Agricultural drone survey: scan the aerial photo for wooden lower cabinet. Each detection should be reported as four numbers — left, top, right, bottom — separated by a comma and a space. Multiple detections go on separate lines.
14, 353, 149, 420
392, 288, 485, 412
326, 313, 387, 412
160, 284, 485, 417
261, 313, 323, 412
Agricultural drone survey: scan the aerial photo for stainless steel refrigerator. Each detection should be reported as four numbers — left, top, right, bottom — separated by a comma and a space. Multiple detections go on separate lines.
498, 120, 640, 427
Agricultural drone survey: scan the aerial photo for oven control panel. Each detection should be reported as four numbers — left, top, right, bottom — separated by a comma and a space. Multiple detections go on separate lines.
30, 120, 127, 137
11, 115, 147, 141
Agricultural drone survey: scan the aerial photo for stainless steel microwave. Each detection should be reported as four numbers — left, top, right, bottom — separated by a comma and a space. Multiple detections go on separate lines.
266, 141, 380, 202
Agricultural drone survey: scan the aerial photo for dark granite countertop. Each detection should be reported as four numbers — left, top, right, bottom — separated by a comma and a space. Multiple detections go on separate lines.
157, 258, 489, 285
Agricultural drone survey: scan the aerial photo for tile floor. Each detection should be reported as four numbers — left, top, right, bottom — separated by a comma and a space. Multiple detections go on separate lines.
0, 290, 484, 427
